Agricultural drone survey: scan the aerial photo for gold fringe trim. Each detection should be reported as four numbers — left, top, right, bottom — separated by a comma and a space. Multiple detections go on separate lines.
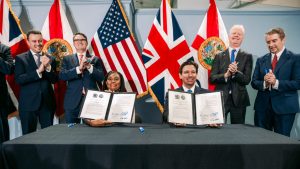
116, 0, 135, 41
116, 0, 149, 96
148, 86, 164, 113
137, 90, 148, 99
5, 0, 28, 41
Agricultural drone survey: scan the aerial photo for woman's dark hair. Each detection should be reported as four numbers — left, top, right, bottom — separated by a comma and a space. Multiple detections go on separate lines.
102, 71, 126, 92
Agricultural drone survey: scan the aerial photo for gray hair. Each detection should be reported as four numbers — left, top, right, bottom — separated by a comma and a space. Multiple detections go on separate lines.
230, 25, 245, 35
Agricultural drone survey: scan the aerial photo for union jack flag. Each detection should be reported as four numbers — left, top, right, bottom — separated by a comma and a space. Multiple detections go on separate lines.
0, 0, 29, 105
90, 0, 147, 96
142, 0, 191, 112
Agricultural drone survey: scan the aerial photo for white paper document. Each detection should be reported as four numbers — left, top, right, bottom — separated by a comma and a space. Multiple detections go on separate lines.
107, 93, 135, 123
168, 90, 224, 125
195, 92, 224, 125
168, 91, 194, 124
79, 90, 136, 123
80, 91, 111, 119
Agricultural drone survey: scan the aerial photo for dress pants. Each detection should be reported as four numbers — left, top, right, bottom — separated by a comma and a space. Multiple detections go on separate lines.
65, 96, 83, 124
254, 99, 295, 137
0, 107, 9, 143
225, 94, 246, 124
19, 99, 54, 135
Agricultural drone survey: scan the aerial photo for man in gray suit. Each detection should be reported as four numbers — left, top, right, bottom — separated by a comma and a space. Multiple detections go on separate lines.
210, 25, 253, 124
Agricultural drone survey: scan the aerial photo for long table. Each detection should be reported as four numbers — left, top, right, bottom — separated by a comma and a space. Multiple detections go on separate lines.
2, 124, 300, 169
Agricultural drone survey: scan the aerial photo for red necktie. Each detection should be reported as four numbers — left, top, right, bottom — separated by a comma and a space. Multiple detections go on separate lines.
272, 54, 278, 71
79, 54, 83, 64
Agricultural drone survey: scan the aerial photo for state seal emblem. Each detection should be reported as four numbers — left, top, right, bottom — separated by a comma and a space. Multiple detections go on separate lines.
43, 38, 73, 72
198, 37, 226, 70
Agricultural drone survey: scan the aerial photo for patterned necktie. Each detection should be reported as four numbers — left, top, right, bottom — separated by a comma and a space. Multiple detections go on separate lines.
79, 54, 83, 64
36, 53, 41, 67
272, 54, 278, 71
230, 49, 236, 63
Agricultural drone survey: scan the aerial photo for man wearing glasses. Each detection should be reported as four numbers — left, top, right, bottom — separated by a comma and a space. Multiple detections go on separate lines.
59, 33, 104, 124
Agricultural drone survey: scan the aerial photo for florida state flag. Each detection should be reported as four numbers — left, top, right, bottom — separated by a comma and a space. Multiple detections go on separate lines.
191, 0, 229, 91
41, 0, 74, 117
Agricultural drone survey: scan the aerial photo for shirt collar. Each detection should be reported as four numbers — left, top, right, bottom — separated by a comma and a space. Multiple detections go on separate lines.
77, 52, 86, 57
30, 50, 42, 56
182, 84, 196, 93
229, 47, 240, 54
272, 46, 285, 60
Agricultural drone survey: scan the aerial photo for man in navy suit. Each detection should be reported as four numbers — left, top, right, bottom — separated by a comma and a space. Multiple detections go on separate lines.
0, 43, 14, 142
251, 28, 300, 136
59, 33, 104, 123
15, 30, 58, 134
163, 61, 209, 123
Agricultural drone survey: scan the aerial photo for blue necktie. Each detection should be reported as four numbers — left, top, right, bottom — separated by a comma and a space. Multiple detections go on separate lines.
230, 49, 236, 63
187, 89, 193, 93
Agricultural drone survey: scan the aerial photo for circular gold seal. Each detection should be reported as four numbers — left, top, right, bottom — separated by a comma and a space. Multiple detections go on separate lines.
198, 36, 226, 70
43, 38, 73, 72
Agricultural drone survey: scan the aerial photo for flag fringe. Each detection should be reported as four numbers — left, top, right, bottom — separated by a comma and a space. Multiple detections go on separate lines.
148, 86, 164, 113
137, 90, 148, 99
116, 0, 135, 41
116, 0, 149, 95
5, 0, 28, 41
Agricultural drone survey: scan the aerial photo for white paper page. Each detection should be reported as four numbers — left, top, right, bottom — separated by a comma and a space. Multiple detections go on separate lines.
79, 90, 111, 119
195, 92, 224, 125
168, 90, 194, 124
107, 93, 135, 123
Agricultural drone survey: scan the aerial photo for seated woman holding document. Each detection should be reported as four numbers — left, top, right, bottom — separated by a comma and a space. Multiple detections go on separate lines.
163, 61, 223, 127
85, 71, 140, 127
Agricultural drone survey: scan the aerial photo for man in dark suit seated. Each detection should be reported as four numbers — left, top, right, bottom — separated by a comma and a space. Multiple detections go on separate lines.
0, 43, 14, 142
59, 33, 104, 124
251, 28, 300, 137
15, 30, 58, 135
162, 60, 209, 123
210, 25, 253, 124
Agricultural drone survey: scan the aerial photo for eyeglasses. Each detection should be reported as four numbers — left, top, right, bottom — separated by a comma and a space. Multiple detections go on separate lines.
74, 39, 86, 42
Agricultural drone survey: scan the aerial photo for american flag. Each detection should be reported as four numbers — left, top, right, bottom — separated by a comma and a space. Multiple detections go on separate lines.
90, 0, 147, 96
142, 0, 192, 112
0, 0, 29, 106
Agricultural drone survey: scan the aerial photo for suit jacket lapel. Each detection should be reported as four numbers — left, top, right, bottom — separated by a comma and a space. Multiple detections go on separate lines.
72, 54, 79, 66
223, 49, 230, 67
264, 54, 272, 72
28, 51, 38, 69
235, 50, 242, 63
274, 49, 289, 74
194, 86, 201, 94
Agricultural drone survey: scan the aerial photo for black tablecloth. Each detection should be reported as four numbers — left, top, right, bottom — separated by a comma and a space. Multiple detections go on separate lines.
2, 124, 300, 169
